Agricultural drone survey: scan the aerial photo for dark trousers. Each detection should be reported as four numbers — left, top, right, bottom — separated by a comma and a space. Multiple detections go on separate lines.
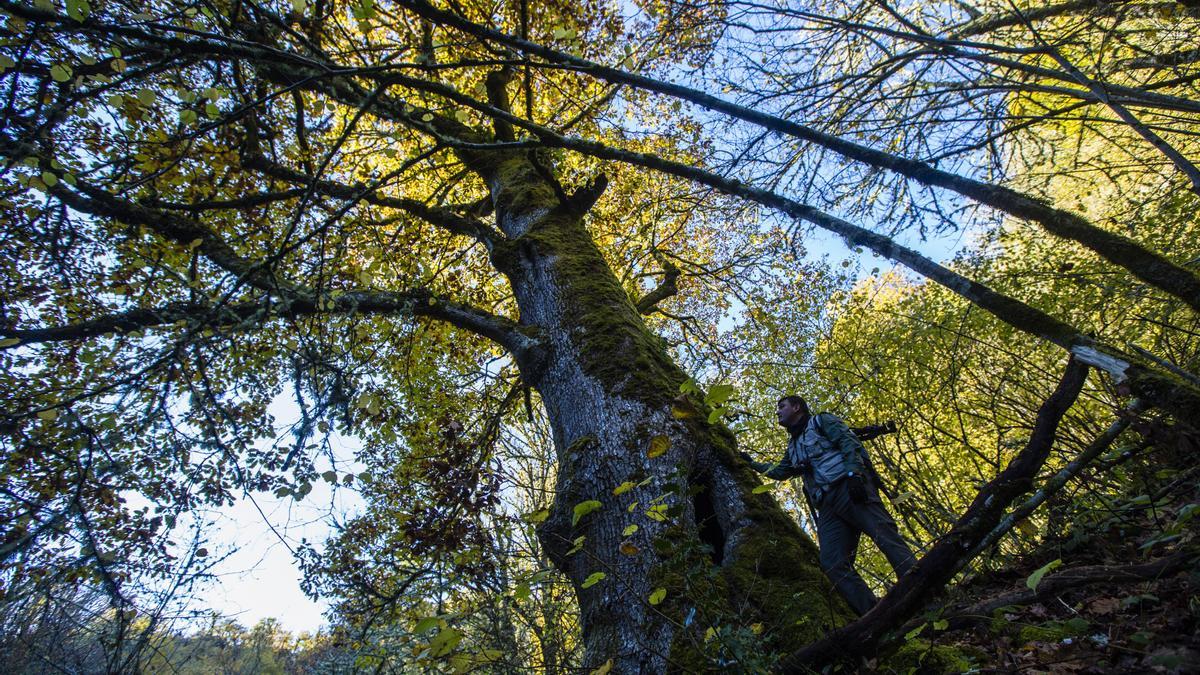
814, 478, 915, 616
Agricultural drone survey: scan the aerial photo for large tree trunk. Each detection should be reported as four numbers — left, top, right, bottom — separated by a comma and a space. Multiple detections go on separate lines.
472, 150, 852, 670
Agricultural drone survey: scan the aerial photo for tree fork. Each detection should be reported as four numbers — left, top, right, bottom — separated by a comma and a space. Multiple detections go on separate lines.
394, 0, 1200, 314
355, 73, 1199, 421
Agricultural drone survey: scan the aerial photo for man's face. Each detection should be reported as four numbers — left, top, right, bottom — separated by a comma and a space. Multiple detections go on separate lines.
776, 399, 805, 427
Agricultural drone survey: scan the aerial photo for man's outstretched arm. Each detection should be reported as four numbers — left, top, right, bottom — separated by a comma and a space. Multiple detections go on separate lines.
739, 450, 798, 481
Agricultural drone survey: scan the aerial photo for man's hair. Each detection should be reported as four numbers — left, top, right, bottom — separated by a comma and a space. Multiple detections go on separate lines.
778, 395, 810, 416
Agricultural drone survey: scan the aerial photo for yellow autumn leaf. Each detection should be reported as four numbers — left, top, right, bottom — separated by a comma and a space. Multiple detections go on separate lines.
647, 435, 670, 458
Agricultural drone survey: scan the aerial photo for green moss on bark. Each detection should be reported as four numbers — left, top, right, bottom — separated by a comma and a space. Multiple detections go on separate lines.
500, 202, 686, 406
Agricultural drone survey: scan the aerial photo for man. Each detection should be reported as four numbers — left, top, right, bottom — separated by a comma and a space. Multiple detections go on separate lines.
740, 395, 915, 615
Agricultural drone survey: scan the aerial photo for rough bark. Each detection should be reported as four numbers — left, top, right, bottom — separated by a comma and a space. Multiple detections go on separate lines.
466, 148, 851, 670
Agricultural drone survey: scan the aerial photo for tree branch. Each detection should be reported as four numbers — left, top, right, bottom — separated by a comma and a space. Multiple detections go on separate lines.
1014, 9, 1200, 194
0, 144, 541, 368
0, 291, 544, 371
635, 258, 681, 315
243, 155, 503, 249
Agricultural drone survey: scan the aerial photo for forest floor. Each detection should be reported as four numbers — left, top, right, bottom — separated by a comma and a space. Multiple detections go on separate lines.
879, 487, 1200, 673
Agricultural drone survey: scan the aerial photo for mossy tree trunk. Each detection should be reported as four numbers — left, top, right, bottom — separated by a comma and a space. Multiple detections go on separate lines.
465, 148, 851, 670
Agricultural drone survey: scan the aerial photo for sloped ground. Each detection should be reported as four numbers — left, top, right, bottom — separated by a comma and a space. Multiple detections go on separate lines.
877, 462, 1200, 673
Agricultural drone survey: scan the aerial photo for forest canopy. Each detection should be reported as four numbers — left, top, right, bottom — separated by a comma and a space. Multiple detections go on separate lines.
1, 0, 1198, 671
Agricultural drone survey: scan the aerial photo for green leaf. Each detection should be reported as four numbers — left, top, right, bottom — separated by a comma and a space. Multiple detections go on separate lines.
648, 587, 666, 605
932, 619, 948, 631
321, 470, 337, 483
613, 481, 635, 496
905, 622, 926, 640
1025, 558, 1062, 592
352, 0, 376, 20
476, 649, 503, 664
0, 338, 20, 347
581, 572, 606, 588
572, 500, 602, 525
622, 524, 638, 536
704, 383, 734, 406
50, 64, 72, 82
647, 435, 670, 458
679, 377, 700, 394
521, 508, 549, 523
66, 0, 90, 21
40, 171, 58, 187
413, 616, 440, 634
706, 407, 727, 424
645, 504, 668, 521
670, 402, 695, 419
179, 109, 197, 125
1176, 503, 1200, 524
137, 88, 156, 106
751, 484, 772, 494
427, 627, 462, 657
